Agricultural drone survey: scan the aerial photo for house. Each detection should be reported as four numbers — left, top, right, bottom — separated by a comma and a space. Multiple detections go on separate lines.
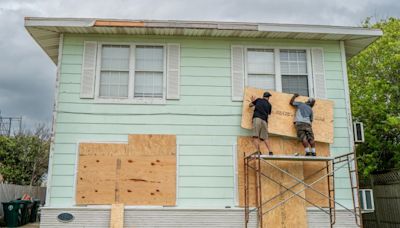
25, 17, 382, 228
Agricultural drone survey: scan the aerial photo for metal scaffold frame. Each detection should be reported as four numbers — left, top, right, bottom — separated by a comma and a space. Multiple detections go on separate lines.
244, 152, 362, 228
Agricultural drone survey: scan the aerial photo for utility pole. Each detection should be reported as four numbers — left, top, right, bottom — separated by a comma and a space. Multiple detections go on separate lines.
0, 110, 22, 136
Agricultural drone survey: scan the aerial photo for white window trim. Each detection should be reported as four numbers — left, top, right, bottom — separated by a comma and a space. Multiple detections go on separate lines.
94, 42, 167, 104
244, 45, 315, 97
359, 189, 375, 212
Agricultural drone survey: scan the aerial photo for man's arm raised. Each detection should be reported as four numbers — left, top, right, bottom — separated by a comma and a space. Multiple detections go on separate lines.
249, 95, 256, 107
290, 93, 299, 106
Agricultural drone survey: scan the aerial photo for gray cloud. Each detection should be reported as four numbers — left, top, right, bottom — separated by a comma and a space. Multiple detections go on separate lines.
0, 0, 399, 129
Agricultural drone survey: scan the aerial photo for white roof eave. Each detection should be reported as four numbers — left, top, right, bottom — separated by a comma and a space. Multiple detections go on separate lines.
24, 17, 383, 65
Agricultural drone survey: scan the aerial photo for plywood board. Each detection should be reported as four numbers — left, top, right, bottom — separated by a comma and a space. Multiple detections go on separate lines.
128, 134, 176, 156
76, 134, 177, 206
241, 87, 334, 143
303, 143, 330, 207
79, 143, 127, 157
118, 156, 176, 205
76, 156, 117, 204
110, 204, 124, 228
278, 139, 308, 228
238, 136, 331, 227
237, 136, 259, 207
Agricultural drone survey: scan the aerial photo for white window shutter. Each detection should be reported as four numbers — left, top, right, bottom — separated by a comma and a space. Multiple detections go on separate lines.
231, 45, 245, 101
80, 41, 98, 98
311, 48, 326, 99
166, 43, 180, 100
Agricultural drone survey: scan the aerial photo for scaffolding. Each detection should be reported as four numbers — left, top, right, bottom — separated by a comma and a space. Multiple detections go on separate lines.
244, 152, 362, 228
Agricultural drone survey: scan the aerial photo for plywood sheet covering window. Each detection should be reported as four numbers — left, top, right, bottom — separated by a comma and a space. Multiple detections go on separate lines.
76, 143, 125, 205
237, 136, 330, 227
118, 155, 176, 205
128, 134, 176, 156
241, 87, 334, 143
76, 135, 176, 206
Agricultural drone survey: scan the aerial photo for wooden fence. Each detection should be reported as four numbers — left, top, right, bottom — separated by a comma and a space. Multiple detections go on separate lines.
0, 184, 46, 217
360, 170, 400, 228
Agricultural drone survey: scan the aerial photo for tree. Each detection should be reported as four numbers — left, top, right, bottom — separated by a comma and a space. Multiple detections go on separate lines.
0, 125, 50, 185
348, 18, 400, 176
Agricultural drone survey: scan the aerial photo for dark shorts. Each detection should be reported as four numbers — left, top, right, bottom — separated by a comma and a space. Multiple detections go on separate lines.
295, 122, 314, 141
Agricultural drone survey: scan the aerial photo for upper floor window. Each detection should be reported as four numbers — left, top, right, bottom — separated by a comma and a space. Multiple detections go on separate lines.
280, 49, 309, 96
134, 46, 164, 98
247, 49, 275, 91
96, 44, 165, 101
245, 48, 311, 97
99, 45, 130, 98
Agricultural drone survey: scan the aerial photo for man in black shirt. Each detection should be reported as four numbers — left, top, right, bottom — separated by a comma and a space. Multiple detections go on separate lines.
249, 91, 273, 155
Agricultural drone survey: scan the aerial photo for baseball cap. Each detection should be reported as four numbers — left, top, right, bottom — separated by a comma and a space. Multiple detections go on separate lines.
263, 92, 272, 97
307, 98, 316, 103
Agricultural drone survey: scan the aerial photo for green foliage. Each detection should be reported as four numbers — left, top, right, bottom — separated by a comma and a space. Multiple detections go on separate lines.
0, 126, 50, 185
348, 17, 400, 177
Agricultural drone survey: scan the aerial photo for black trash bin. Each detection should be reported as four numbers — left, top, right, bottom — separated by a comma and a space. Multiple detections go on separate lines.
10, 200, 32, 226
2, 201, 22, 227
30, 199, 41, 222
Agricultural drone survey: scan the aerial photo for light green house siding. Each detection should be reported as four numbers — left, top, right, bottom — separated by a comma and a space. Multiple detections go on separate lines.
48, 34, 353, 208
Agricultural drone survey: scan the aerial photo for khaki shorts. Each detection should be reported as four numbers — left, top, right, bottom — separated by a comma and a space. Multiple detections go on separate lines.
252, 118, 268, 140
295, 122, 314, 141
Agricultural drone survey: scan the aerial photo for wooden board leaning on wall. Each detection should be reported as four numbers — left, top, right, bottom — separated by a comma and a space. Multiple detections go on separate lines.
76, 134, 176, 206
241, 87, 334, 144
237, 136, 330, 227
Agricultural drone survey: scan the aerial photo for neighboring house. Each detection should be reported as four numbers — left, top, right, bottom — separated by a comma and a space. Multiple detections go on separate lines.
25, 17, 382, 228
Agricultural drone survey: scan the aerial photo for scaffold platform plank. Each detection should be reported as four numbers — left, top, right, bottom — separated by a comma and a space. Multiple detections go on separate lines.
248, 154, 334, 161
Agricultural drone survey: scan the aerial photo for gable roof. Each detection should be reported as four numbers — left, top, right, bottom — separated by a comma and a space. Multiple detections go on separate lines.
25, 17, 382, 64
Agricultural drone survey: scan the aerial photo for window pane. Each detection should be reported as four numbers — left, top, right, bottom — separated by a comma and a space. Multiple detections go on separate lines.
99, 71, 129, 98
282, 75, 309, 96
135, 46, 164, 71
359, 191, 364, 209
247, 49, 274, 74
280, 49, 307, 75
365, 190, 372, 209
101, 45, 130, 71
248, 74, 275, 91
134, 72, 163, 98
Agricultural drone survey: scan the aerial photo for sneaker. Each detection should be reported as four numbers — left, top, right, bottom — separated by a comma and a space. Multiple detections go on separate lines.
305, 152, 313, 156
312, 153, 316, 157
269, 151, 274, 156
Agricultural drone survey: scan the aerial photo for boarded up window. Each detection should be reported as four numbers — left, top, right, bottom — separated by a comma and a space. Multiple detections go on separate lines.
237, 136, 330, 228
76, 134, 176, 206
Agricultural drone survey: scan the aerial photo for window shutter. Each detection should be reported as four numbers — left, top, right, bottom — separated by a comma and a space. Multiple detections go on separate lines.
231, 45, 245, 101
311, 48, 326, 99
166, 44, 180, 100
80, 41, 98, 98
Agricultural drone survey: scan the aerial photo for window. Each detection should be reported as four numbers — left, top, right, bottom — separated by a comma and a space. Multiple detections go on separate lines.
244, 48, 311, 96
359, 189, 374, 212
280, 49, 309, 96
134, 46, 164, 98
99, 45, 130, 98
96, 44, 165, 101
246, 49, 275, 90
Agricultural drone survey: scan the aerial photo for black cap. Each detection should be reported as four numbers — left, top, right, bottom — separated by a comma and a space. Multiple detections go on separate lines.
263, 92, 272, 97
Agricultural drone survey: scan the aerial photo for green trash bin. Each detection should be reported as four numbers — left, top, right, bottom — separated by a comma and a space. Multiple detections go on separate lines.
29, 199, 41, 222
10, 200, 32, 226
2, 201, 22, 227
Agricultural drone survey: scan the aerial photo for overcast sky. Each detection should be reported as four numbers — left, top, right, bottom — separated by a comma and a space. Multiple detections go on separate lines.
0, 0, 399, 130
